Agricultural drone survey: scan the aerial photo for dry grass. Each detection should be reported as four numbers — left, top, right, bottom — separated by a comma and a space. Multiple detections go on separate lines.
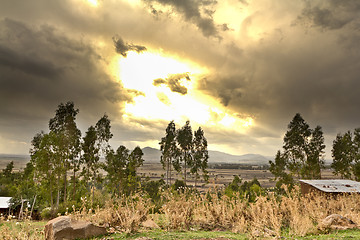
2, 186, 360, 239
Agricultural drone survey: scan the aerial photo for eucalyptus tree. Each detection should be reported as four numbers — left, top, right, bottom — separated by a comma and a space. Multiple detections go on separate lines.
305, 126, 325, 179
331, 131, 355, 179
48, 101, 81, 202
269, 150, 294, 190
159, 121, 178, 185
104, 145, 128, 196
82, 125, 98, 197
176, 121, 193, 186
104, 145, 144, 195
191, 127, 209, 188
30, 131, 62, 210
82, 114, 113, 201
283, 113, 312, 178
125, 146, 144, 194
270, 113, 326, 189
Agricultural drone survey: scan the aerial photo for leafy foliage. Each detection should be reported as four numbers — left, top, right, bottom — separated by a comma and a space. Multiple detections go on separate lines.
270, 113, 325, 190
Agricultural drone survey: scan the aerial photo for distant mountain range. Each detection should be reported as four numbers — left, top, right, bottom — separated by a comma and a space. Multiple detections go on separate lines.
142, 147, 272, 165
0, 149, 332, 167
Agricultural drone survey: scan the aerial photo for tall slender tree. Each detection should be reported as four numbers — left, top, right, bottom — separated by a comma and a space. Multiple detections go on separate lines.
305, 126, 325, 179
48, 101, 81, 202
82, 114, 113, 201
159, 121, 178, 185
283, 113, 312, 178
82, 125, 98, 199
176, 121, 193, 186
191, 127, 209, 188
104, 145, 128, 196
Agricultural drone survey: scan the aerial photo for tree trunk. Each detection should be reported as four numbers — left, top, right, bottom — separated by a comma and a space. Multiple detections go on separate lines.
56, 175, 60, 209
167, 159, 170, 185
73, 168, 76, 201
18, 196, 24, 220
184, 153, 187, 186
169, 161, 172, 186
63, 170, 67, 203
194, 174, 197, 188
30, 195, 37, 219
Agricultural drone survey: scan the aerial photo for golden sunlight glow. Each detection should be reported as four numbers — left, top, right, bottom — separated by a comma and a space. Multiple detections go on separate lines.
86, 0, 98, 7
115, 50, 253, 133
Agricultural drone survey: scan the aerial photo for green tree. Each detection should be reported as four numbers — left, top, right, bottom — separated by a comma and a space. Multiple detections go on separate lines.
191, 127, 209, 188
159, 121, 178, 186
82, 114, 113, 202
104, 145, 144, 196
48, 101, 81, 202
104, 145, 128, 196
30, 131, 62, 210
304, 126, 325, 179
283, 113, 312, 178
353, 128, 360, 181
95, 114, 113, 155
270, 114, 326, 189
82, 126, 98, 198
3, 161, 14, 181
331, 131, 354, 179
269, 151, 294, 191
176, 121, 193, 186
125, 146, 144, 194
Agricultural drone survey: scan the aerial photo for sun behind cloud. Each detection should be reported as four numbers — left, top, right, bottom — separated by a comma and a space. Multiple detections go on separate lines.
115, 50, 253, 134
86, 0, 99, 7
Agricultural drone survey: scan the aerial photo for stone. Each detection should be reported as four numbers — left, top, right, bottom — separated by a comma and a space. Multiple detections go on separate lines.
44, 216, 107, 240
320, 214, 357, 230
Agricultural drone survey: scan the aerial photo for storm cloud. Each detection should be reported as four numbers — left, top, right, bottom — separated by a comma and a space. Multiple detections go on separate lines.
143, 0, 222, 38
113, 36, 147, 57
153, 73, 191, 95
296, 0, 360, 30
2, 0, 360, 158
0, 18, 135, 152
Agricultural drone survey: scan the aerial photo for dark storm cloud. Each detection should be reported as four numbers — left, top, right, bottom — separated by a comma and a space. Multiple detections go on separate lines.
113, 36, 147, 57
195, 0, 360, 141
198, 76, 243, 106
296, 0, 360, 30
0, 45, 61, 78
0, 18, 133, 134
143, 0, 221, 38
153, 73, 190, 95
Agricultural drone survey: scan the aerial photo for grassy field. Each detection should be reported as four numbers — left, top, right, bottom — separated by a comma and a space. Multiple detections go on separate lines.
1, 220, 360, 240
97, 229, 360, 240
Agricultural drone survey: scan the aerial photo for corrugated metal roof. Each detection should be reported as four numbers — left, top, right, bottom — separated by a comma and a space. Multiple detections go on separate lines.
0, 197, 11, 208
300, 179, 360, 193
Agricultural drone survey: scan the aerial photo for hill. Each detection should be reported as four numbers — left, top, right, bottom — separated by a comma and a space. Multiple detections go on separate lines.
142, 147, 272, 165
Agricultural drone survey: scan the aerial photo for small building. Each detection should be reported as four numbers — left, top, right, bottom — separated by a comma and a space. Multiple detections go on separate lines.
0, 197, 12, 215
299, 179, 360, 195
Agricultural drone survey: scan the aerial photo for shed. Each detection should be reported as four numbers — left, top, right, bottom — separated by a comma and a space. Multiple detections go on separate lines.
299, 179, 360, 195
0, 197, 12, 215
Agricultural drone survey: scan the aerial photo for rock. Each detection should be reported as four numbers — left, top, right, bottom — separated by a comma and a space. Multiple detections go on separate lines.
44, 216, 107, 240
320, 214, 357, 230
141, 219, 160, 229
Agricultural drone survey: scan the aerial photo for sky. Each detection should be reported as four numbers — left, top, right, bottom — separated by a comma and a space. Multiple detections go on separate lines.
1, 0, 360, 158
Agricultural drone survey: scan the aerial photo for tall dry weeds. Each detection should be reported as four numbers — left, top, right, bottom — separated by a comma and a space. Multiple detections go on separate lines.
5, 186, 360, 238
